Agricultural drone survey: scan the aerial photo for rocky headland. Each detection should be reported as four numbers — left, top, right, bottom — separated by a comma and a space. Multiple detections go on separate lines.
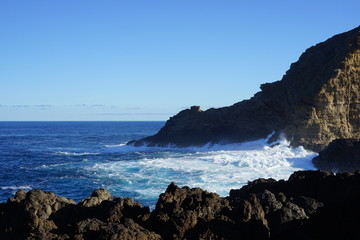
129, 25, 360, 152
1, 170, 360, 240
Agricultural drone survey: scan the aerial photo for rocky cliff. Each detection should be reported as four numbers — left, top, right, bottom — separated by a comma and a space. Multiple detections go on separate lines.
130, 26, 360, 152
313, 138, 360, 172
1, 170, 360, 239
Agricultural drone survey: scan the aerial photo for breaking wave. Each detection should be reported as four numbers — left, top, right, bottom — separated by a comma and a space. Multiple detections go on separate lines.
97, 137, 317, 207
0, 121, 317, 209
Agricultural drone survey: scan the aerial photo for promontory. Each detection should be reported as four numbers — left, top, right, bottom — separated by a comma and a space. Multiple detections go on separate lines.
129, 25, 360, 152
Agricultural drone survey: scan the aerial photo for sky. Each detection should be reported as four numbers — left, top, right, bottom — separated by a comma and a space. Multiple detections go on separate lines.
0, 0, 359, 121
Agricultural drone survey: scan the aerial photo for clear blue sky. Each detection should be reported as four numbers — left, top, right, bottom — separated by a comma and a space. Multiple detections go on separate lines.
1, 0, 359, 121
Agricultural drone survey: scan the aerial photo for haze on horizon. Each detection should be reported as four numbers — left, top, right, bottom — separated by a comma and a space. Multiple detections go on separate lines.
1, 0, 359, 121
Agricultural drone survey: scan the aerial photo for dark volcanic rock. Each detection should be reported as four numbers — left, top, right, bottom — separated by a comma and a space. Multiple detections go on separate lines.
0, 189, 76, 240
130, 26, 360, 152
313, 138, 360, 172
229, 170, 360, 240
144, 182, 270, 240
0, 189, 160, 240
1, 171, 360, 239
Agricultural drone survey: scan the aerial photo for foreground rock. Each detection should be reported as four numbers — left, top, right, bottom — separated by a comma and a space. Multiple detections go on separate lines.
0, 189, 160, 240
129, 26, 360, 152
1, 170, 360, 239
313, 138, 360, 172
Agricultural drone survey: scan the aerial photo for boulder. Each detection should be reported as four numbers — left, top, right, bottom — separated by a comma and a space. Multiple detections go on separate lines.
313, 138, 360, 172
78, 188, 113, 207
0, 189, 75, 240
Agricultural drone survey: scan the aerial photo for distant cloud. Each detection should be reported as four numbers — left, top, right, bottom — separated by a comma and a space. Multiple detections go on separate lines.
1, 104, 53, 110
2, 104, 53, 108
34, 104, 52, 108
63, 104, 140, 109
90, 104, 106, 107
90, 113, 170, 116
11, 105, 31, 108
33, 104, 52, 110
69, 104, 107, 108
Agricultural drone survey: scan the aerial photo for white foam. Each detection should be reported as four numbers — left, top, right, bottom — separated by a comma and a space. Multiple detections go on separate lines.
105, 132, 278, 153
88, 137, 317, 204
104, 143, 127, 148
1, 185, 32, 191
54, 152, 100, 156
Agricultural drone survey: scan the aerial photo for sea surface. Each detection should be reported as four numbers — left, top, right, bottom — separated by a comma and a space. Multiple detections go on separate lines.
0, 121, 317, 208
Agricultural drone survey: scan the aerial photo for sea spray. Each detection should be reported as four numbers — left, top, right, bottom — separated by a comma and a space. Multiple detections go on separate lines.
98, 136, 317, 208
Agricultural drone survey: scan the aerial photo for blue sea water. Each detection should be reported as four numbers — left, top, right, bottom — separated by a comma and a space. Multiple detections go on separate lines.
0, 121, 317, 208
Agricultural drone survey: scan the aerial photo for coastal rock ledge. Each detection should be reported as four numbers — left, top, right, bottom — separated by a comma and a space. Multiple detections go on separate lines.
1, 170, 360, 239
129, 26, 360, 152
313, 138, 360, 172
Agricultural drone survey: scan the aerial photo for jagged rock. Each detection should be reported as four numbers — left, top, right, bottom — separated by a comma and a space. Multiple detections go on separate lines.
0, 189, 157, 240
79, 188, 113, 207
129, 26, 360, 152
259, 190, 283, 214
313, 138, 360, 172
292, 196, 324, 216
146, 182, 231, 239
224, 194, 270, 240
146, 183, 270, 240
0, 189, 75, 240
274, 201, 308, 224
1, 171, 360, 239
73, 218, 161, 240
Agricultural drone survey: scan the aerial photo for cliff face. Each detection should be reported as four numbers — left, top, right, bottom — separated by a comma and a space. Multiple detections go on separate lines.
281, 27, 360, 151
131, 26, 360, 152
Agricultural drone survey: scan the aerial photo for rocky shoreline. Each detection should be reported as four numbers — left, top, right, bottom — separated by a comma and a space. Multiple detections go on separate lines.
1, 169, 360, 240
2, 26, 359, 240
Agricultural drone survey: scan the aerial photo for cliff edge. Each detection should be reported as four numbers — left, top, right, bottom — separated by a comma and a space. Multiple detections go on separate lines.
130, 26, 360, 152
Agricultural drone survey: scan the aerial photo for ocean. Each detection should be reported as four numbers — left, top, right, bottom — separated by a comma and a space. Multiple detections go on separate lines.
0, 121, 316, 208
